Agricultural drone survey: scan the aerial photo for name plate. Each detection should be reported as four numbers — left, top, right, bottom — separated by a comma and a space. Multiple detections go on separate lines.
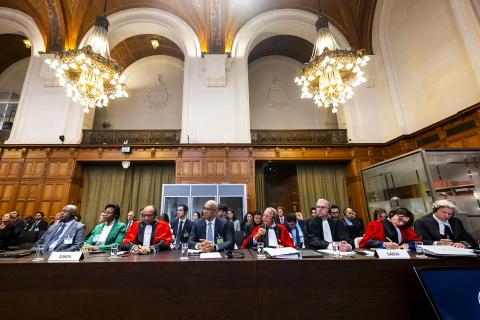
48, 251, 83, 262
375, 249, 410, 259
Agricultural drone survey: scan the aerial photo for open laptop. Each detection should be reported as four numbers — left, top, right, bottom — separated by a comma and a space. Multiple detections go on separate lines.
414, 267, 480, 320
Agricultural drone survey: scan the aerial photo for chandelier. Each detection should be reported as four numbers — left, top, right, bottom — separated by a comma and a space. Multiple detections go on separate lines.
294, 8, 369, 113
45, 3, 127, 113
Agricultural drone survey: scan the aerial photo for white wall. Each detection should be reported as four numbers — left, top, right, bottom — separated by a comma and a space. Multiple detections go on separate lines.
93, 55, 183, 129
0, 57, 30, 94
375, 0, 480, 134
249, 56, 338, 130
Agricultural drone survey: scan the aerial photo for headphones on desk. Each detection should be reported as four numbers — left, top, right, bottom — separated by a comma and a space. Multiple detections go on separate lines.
225, 250, 245, 259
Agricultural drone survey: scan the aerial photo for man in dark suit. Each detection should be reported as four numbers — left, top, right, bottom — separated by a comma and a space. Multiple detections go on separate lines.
414, 199, 477, 248
285, 213, 305, 248
26, 212, 49, 232
342, 207, 364, 239
305, 199, 353, 251
274, 206, 286, 225
125, 211, 136, 230
171, 204, 193, 249
188, 200, 234, 252
36, 205, 86, 252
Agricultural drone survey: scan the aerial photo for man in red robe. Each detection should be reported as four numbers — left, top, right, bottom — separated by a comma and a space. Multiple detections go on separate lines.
122, 205, 172, 254
242, 207, 294, 248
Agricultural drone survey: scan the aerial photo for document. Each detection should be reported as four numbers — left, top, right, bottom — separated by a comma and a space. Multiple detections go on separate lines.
199, 252, 222, 259
421, 245, 476, 257
264, 247, 300, 259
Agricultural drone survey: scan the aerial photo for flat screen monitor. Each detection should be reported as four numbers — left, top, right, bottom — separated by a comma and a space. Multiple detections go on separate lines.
414, 267, 480, 320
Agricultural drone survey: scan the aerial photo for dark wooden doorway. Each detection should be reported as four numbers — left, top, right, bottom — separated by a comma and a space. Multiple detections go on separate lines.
263, 162, 300, 213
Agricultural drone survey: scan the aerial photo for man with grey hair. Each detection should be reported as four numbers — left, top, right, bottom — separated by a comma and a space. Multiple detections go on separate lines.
414, 199, 477, 248
188, 200, 235, 252
305, 199, 353, 251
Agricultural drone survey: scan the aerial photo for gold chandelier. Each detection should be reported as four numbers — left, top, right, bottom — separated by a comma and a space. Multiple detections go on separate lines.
295, 8, 369, 113
45, 4, 127, 113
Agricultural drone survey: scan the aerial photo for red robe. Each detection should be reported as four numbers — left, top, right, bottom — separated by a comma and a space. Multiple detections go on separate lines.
242, 224, 295, 249
122, 220, 172, 250
358, 219, 419, 248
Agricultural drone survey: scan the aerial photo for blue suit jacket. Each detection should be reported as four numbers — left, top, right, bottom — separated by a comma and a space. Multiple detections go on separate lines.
188, 218, 234, 251
36, 220, 86, 251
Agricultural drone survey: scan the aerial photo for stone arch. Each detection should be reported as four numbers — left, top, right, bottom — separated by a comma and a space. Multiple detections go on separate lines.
0, 7, 45, 55
231, 9, 350, 59
79, 8, 201, 58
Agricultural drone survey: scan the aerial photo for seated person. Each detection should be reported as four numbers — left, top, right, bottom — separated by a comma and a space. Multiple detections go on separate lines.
122, 205, 171, 254
36, 205, 86, 252
285, 213, 305, 248
26, 212, 49, 232
188, 200, 234, 252
83, 203, 127, 252
242, 207, 295, 249
305, 199, 353, 251
342, 207, 365, 239
244, 211, 262, 237
9, 211, 25, 244
171, 204, 193, 249
414, 199, 477, 248
0, 214, 14, 250
359, 207, 419, 249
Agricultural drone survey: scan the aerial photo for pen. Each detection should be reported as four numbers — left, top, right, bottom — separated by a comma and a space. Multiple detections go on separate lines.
385, 237, 394, 243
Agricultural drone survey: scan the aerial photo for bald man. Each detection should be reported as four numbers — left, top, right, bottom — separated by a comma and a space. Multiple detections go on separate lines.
36, 205, 86, 252
188, 200, 235, 252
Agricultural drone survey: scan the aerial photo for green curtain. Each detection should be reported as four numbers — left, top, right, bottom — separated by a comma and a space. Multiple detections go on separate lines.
80, 163, 175, 231
255, 162, 265, 211
296, 164, 348, 218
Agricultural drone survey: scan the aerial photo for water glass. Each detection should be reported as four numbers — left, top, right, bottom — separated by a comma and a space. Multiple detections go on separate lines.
180, 242, 189, 260
257, 242, 265, 259
32, 245, 45, 262
332, 242, 341, 258
415, 241, 424, 254
109, 243, 119, 259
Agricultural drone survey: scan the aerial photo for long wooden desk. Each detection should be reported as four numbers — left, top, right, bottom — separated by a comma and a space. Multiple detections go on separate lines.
0, 250, 477, 320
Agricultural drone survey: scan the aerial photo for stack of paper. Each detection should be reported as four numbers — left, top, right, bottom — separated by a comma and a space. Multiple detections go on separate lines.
318, 249, 356, 256
264, 247, 300, 259
421, 245, 477, 257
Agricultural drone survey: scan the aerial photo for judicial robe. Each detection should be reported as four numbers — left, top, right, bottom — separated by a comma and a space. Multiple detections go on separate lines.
242, 223, 295, 249
122, 220, 172, 252
358, 219, 419, 248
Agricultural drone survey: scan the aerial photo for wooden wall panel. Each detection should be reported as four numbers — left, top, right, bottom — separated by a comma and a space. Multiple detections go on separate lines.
22, 160, 46, 178
0, 184, 16, 213
0, 161, 21, 179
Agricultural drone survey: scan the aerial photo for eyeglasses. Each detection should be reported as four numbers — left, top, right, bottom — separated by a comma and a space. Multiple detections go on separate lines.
141, 213, 154, 217
316, 206, 329, 210
203, 207, 215, 212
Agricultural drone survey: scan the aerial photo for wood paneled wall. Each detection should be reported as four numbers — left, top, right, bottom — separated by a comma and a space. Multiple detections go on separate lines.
1, 104, 479, 223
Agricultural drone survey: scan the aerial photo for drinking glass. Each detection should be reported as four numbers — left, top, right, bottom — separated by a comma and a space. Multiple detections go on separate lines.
257, 242, 265, 259
332, 242, 341, 258
180, 242, 189, 260
415, 241, 424, 255
109, 243, 119, 259
32, 245, 45, 262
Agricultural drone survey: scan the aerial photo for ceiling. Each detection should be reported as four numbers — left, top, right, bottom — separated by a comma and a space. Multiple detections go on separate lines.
0, 0, 376, 71
0, 34, 31, 74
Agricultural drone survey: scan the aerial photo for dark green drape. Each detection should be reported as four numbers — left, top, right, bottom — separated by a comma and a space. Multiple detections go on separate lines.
80, 163, 175, 231
296, 164, 348, 218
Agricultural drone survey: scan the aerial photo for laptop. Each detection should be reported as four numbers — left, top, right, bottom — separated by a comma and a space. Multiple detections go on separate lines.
414, 267, 480, 320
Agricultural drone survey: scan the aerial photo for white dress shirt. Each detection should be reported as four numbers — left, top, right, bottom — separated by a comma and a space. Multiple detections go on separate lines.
322, 220, 333, 243
96, 220, 114, 245
395, 227, 402, 244
432, 214, 451, 235
48, 219, 75, 252
267, 223, 279, 247
143, 224, 152, 248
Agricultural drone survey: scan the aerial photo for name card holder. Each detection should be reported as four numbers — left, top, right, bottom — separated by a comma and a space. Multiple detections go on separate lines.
375, 249, 410, 259
48, 251, 83, 262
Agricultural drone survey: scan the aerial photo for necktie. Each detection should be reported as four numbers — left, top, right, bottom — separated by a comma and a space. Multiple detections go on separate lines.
207, 222, 214, 242
47, 223, 66, 251
444, 224, 454, 239
29, 220, 39, 232
175, 221, 184, 248
127, 221, 132, 229
295, 226, 301, 247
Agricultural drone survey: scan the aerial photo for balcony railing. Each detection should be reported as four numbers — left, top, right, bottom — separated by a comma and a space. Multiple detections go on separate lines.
250, 129, 348, 145
81, 130, 181, 145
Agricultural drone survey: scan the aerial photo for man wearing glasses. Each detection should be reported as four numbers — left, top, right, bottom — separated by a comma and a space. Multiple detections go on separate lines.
305, 199, 353, 251
188, 200, 235, 252
122, 205, 172, 254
